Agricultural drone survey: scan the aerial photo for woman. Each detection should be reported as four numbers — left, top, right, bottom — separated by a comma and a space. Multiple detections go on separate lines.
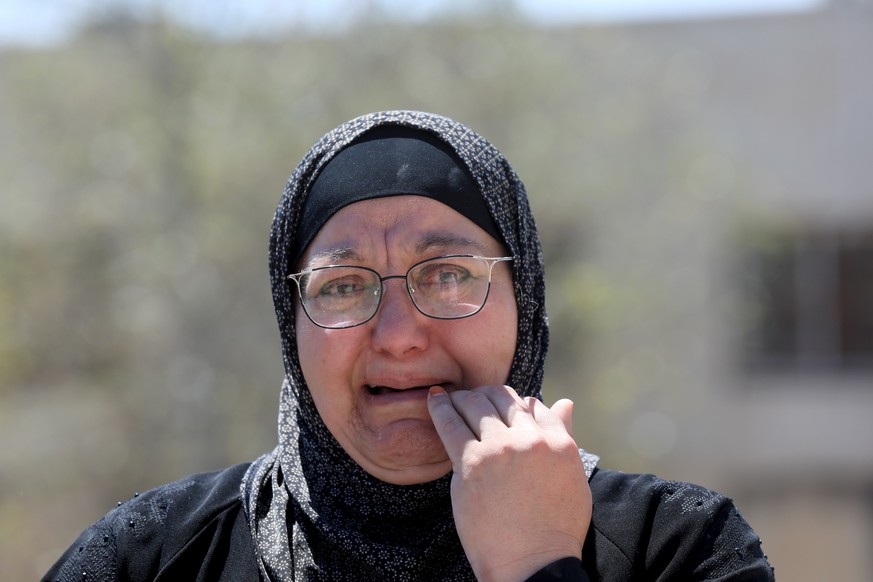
45, 111, 774, 581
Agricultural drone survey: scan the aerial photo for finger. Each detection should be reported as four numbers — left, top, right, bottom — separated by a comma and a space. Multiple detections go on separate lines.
551, 399, 575, 437
472, 384, 536, 428
426, 386, 476, 464
447, 388, 510, 441
526, 397, 575, 436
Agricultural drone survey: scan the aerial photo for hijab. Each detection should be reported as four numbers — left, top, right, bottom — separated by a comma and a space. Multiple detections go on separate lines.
241, 110, 597, 580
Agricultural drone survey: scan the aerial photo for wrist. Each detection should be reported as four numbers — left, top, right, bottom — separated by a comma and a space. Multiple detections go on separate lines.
472, 544, 583, 582
525, 557, 589, 581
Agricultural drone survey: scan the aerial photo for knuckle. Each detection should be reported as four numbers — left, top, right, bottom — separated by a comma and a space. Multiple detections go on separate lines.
458, 390, 489, 406
434, 411, 466, 434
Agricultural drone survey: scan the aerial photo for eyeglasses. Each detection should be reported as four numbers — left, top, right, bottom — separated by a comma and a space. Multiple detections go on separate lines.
288, 254, 513, 329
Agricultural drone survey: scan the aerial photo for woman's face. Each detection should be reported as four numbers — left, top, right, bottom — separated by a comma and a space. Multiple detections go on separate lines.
295, 196, 518, 485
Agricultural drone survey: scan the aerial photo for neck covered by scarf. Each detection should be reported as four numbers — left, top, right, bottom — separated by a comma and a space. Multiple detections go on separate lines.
241, 111, 598, 580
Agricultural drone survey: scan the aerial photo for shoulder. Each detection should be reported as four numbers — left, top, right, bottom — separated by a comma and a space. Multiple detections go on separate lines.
584, 468, 774, 581
42, 463, 257, 582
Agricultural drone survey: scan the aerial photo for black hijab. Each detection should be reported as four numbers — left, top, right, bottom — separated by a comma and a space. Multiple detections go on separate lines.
241, 111, 596, 580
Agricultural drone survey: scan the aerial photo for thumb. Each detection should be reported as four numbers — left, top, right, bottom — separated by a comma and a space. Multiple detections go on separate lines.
550, 398, 575, 438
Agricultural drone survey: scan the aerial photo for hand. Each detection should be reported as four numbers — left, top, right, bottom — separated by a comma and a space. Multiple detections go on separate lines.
427, 385, 592, 582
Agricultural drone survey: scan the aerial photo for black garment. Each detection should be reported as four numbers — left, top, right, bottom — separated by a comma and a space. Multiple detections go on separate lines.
45, 112, 774, 581
43, 462, 774, 581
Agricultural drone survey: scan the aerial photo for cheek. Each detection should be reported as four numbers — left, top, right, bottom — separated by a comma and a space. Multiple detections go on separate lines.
295, 323, 348, 434
490, 284, 518, 344
295, 315, 362, 406
295, 311, 320, 372
452, 291, 518, 385
495, 315, 518, 380
295, 317, 339, 397
494, 290, 520, 378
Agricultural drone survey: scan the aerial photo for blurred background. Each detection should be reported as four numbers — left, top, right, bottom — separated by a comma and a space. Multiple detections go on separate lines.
2, 0, 872, 579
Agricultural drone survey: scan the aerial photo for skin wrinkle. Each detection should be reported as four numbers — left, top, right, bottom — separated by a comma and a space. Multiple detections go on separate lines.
302, 233, 489, 273
303, 247, 366, 268
296, 196, 517, 485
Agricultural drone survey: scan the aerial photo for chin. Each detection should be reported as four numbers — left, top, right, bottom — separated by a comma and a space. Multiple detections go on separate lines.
372, 458, 453, 486
357, 426, 453, 485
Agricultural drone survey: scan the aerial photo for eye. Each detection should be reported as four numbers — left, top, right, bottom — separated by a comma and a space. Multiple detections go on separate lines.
414, 262, 471, 290
301, 268, 378, 313
318, 275, 368, 298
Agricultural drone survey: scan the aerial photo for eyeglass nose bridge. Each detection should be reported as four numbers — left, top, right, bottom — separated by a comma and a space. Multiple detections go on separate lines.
372, 273, 418, 310
379, 274, 409, 284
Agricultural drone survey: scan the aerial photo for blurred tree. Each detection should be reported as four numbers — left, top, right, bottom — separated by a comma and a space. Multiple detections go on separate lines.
3, 5, 836, 578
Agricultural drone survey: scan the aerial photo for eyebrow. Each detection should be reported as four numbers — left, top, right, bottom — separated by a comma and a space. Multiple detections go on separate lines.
414, 232, 489, 255
306, 247, 365, 267
302, 232, 490, 270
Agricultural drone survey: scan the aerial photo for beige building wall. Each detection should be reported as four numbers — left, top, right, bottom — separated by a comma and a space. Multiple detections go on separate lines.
599, 4, 873, 579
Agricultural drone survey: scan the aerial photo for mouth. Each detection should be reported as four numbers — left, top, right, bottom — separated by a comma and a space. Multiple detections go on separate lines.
365, 383, 447, 396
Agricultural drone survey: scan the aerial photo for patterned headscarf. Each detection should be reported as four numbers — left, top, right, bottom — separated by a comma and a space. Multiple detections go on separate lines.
241, 111, 556, 580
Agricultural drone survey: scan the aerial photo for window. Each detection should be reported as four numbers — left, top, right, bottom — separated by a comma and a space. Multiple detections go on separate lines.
741, 228, 873, 372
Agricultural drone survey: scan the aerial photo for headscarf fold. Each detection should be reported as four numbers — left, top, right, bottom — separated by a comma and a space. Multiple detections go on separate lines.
241, 111, 597, 580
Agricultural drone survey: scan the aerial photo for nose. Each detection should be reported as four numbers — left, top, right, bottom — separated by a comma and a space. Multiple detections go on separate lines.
369, 277, 430, 357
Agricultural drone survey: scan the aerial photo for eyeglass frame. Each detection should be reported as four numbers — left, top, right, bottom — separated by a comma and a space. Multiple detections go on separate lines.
287, 254, 514, 329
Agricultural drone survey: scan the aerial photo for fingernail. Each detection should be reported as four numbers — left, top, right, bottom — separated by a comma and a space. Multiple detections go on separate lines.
428, 385, 446, 397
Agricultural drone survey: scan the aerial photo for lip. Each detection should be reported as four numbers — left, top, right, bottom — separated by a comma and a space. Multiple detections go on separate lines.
362, 378, 453, 403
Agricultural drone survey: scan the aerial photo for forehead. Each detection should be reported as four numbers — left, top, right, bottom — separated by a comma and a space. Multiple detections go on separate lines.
300, 196, 504, 266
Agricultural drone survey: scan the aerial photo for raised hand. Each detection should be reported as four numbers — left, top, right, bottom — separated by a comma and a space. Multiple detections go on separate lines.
427, 385, 592, 582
